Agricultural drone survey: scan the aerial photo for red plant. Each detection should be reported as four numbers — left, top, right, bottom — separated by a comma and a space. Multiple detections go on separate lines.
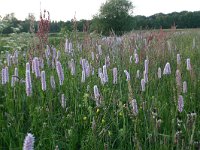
37, 10, 50, 51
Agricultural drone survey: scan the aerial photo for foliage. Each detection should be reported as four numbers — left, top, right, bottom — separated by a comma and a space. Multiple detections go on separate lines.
92, 0, 134, 35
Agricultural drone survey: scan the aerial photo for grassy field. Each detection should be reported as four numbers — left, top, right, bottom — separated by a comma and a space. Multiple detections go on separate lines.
0, 29, 200, 149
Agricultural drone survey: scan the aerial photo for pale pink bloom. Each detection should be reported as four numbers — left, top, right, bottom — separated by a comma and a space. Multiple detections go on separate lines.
124, 70, 130, 81
34, 57, 40, 78
178, 95, 184, 112
136, 70, 140, 78
130, 99, 138, 116
158, 67, 162, 79
50, 75, 56, 89
103, 65, 108, 82
25, 70, 32, 96
183, 81, 187, 93
26, 62, 30, 72
177, 54, 181, 65
23, 133, 35, 150
91, 52, 95, 61
81, 70, 86, 83
129, 55, 132, 63
186, 58, 191, 71
56, 61, 64, 85
113, 67, 117, 84
141, 79, 145, 91
98, 45, 102, 55
1, 68, 6, 85
41, 71, 46, 91
61, 94, 66, 108
94, 85, 101, 106
143, 71, 148, 83
176, 69, 182, 89
163, 62, 171, 75
144, 59, 149, 74
134, 53, 139, 64
98, 68, 102, 78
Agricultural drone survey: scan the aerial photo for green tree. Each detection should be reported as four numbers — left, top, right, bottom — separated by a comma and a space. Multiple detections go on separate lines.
93, 0, 134, 35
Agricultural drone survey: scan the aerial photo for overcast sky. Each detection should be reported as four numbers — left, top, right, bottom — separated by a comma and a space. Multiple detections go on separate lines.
0, 0, 200, 21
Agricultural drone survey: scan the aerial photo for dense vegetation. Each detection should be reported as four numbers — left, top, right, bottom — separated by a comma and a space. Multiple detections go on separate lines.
1, 10, 200, 35
0, 25, 200, 149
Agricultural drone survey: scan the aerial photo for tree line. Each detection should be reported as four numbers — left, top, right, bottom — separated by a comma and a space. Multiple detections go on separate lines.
1, 10, 200, 35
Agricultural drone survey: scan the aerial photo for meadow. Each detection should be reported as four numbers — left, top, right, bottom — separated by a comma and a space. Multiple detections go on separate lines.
0, 28, 200, 149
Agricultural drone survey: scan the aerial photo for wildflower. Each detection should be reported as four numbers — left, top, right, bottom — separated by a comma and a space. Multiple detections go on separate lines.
143, 70, 148, 83
178, 95, 184, 112
144, 59, 149, 74
105, 55, 110, 67
41, 71, 46, 91
33, 57, 40, 78
98, 68, 102, 77
129, 55, 132, 63
50, 75, 56, 89
94, 85, 101, 106
26, 62, 30, 72
69, 59, 75, 76
91, 52, 95, 61
61, 94, 66, 108
87, 85, 90, 92
176, 69, 182, 93
56, 50, 60, 60
124, 70, 130, 81
183, 81, 187, 93
65, 38, 69, 53
134, 53, 139, 64
141, 79, 145, 92
130, 99, 138, 116
177, 54, 181, 65
103, 65, 108, 82
14, 50, 18, 64
56, 61, 64, 85
92, 117, 96, 131
192, 38, 195, 49
11, 76, 15, 87
113, 67, 117, 84
23, 133, 35, 150
98, 45, 102, 55
69, 42, 73, 53
136, 70, 140, 78
1, 68, 6, 85
163, 62, 171, 75
39, 58, 44, 69
85, 64, 90, 77
7, 53, 11, 66
83, 116, 87, 121
158, 67, 162, 79
186, 58, 191, 71
25, 70, 32, 96
99, 72, 105, 85
32, 59, 35, 73
81, 70, 86, 83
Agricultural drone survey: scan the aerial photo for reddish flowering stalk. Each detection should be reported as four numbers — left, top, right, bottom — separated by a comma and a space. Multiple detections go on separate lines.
37, 10, 50, 54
